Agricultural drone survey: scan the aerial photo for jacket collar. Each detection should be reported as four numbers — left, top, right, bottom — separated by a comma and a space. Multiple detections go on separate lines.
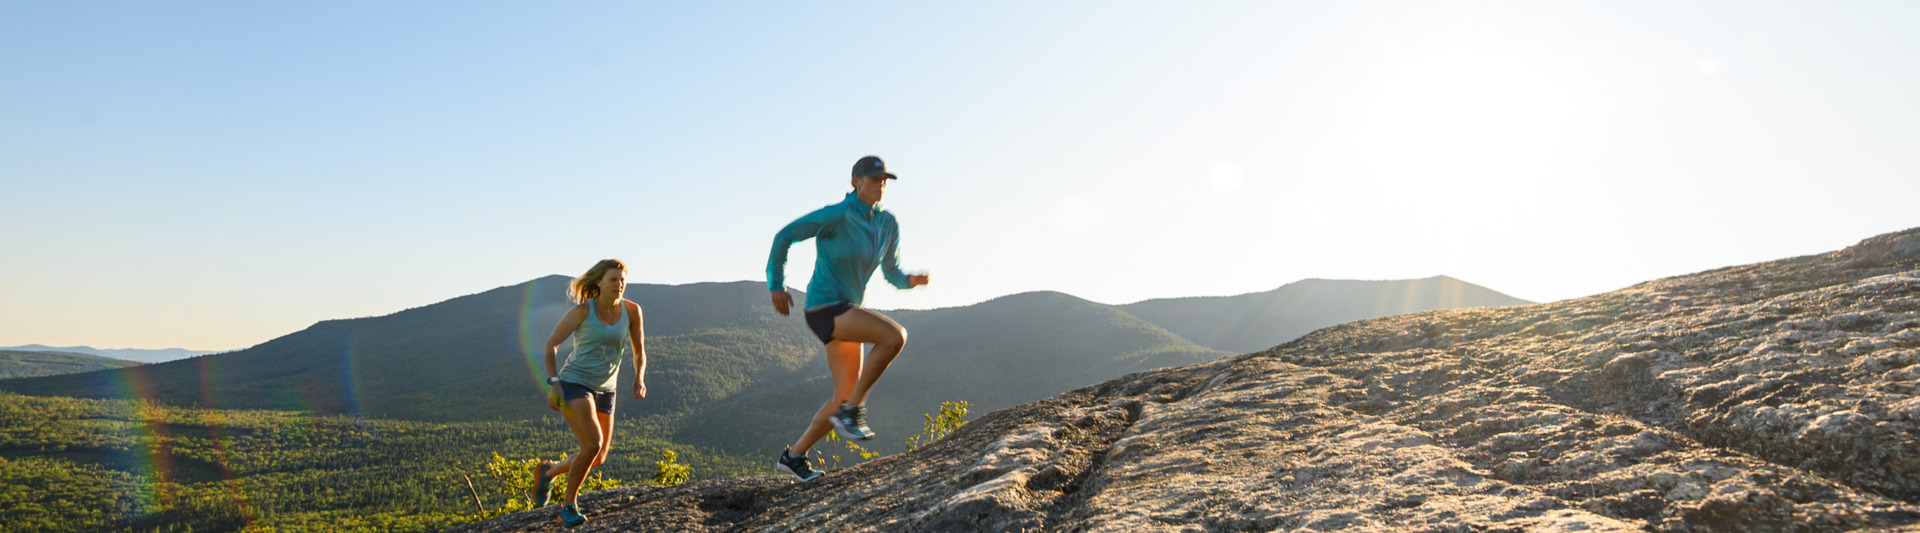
842, 192, 884, 217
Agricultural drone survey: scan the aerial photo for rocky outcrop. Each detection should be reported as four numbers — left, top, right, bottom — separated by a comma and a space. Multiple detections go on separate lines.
456, 228, 1920, 532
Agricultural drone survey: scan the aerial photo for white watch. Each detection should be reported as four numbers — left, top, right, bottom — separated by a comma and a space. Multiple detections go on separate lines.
548, 377, 561, 384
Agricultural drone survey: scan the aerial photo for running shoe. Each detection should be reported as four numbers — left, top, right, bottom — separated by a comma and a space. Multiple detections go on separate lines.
776, 446, 823, 482
560, 502, 587, 527
532, 460, 554, 507
831, 404, 875, 440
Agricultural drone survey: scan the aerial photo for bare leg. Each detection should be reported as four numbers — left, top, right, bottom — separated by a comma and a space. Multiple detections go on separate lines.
545, 402, 592, 477
553, 397, 605, 505
790, 340, 863, 455
832, 308, 908, 407
595, 409, 614, 467
546, 409, 614, 483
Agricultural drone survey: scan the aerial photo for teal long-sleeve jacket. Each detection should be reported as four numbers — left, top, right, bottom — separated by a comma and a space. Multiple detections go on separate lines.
767, 192, 912, 309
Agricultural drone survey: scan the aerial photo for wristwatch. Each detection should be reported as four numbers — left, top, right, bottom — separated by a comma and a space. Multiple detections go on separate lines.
548, 377, 561, 384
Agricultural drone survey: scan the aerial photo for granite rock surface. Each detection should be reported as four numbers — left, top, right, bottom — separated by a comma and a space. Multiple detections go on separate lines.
455, 228, 1920, 532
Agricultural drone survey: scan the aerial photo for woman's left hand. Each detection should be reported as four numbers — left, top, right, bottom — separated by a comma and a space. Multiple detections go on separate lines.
909, 273, 931, 287
633, 378, 647, 399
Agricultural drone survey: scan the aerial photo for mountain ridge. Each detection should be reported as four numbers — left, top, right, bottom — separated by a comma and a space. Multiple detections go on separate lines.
1118, 274, 1532, 353
0, 275, 1516, 423
0, 345, 217, 364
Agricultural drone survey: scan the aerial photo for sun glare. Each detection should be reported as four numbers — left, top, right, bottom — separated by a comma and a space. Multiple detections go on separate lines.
1344, 45, 1595, 196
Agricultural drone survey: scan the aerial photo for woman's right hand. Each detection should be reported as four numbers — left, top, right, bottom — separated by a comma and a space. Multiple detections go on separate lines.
771, 290, 793, 315
547, 384, 561, 411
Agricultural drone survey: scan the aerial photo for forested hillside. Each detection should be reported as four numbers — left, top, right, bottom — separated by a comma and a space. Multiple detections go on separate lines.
0, 280, 1236, 460
0, 350, 140, 379
0, 391, 759, 532
0, 278, 820, 423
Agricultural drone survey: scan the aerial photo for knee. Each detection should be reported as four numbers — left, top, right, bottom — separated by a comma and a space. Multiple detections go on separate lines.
886, 326, 908, 347
579, 442, 602, 458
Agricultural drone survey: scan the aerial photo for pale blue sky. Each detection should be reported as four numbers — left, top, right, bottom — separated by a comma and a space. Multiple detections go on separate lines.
4, 1, 1917, 350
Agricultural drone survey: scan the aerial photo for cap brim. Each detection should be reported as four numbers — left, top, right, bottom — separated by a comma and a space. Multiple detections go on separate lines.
882, 172, 898, 180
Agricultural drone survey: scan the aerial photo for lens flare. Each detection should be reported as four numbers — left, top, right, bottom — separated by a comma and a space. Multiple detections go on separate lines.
337, 331, 365, 419
195, 357, 259, 527
110, 365, 178, 508
518, 278, 573, 389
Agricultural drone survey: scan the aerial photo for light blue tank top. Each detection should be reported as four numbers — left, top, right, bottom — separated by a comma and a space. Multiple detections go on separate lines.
557, 300, 629, 392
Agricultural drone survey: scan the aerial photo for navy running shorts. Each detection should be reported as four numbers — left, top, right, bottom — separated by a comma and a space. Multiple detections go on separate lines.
804, 302, 856, 344
558, 381, 616, 414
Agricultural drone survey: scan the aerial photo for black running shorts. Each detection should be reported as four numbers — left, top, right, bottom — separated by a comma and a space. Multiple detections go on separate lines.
804, 302, 856, 344
558, 381, 616, 414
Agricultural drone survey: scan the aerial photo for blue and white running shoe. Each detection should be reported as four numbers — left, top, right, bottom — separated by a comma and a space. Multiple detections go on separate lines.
560, 502, 587, 527
532, 460, 554, 507
831, 405, 875, 440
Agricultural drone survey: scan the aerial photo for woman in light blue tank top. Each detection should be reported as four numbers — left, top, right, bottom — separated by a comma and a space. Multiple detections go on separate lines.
530, 259, 647, 525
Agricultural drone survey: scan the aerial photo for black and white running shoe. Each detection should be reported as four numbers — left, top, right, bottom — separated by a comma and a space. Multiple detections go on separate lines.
776, 446, 823, 482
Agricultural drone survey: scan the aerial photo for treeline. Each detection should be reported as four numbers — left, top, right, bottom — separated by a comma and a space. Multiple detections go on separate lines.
0, 392, 760, 532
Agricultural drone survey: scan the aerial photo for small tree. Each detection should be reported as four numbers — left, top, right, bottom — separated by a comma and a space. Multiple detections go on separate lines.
651, 449, 692, 486
906, 401, 970, 452
821, 431, 881, 470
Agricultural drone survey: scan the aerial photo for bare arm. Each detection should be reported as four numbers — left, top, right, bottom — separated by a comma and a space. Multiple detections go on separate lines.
543, 305, 588, 410
627, 300, 647, 399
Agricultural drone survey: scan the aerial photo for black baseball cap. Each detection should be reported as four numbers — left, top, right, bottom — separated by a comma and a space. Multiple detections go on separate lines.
852, 155, 898, 180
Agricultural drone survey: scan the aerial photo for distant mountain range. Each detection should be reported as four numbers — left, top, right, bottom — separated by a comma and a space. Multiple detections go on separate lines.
0, 345, 219, 364
674, 290, 1231, 456
0, 277, 812, 423
0, 276, 1527, 457
0, 350, 141, 379
1118, 275, 1533, 353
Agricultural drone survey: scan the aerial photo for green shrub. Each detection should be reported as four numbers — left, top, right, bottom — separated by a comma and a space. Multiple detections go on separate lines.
479, 452, 622, 519
906, 401, 970, 452
817, 400, 966, 470
650, 450, 692, 486
820, 431, 881, 470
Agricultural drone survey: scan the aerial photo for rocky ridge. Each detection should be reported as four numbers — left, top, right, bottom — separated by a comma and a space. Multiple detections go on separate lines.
457, 228, 1920, 532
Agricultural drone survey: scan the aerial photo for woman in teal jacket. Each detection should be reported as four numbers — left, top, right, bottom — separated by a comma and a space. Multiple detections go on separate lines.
766, 155, 930, 481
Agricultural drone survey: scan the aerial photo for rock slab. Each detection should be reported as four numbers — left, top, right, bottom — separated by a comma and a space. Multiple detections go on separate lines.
456, 228, 1920, 532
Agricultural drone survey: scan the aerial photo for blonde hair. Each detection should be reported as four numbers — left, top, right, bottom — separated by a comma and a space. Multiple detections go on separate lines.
570, 259, 628, 304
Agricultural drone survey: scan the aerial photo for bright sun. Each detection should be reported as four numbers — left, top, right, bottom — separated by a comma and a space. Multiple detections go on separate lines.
1343, 44, 1596, 195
